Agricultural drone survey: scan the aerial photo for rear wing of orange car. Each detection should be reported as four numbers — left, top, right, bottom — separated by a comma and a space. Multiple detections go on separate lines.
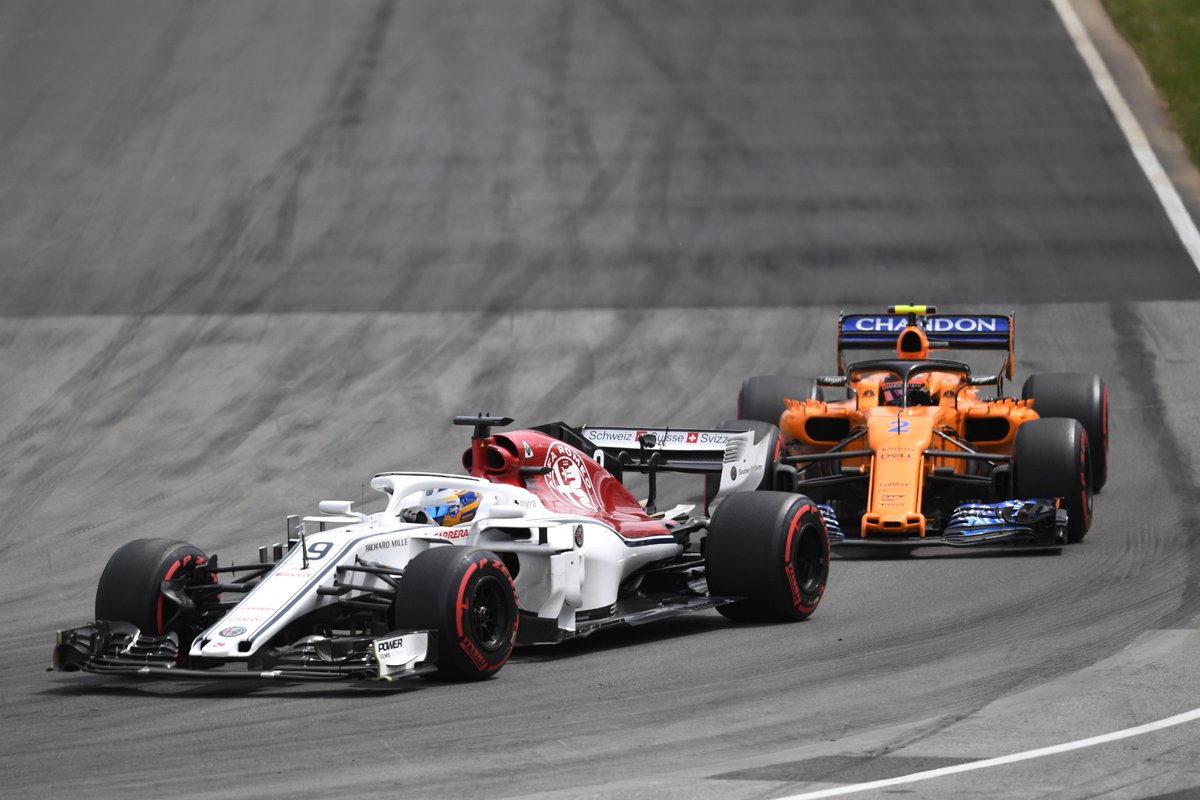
836, 305, 1015, 379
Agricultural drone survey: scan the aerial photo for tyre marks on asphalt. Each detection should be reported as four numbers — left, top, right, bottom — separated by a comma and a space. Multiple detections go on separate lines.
1108, 303, 1200, 628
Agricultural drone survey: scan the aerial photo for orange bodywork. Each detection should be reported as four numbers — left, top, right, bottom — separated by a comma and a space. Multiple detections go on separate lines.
779, 308, 1038, 539
781, 385, 1037, 537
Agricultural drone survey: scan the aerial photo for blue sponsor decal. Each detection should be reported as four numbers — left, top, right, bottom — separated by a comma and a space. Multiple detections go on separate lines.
945, 499, 1056, 536
840, 315, 1010, 335
926, 315, 1009, 334
842, 316, 910, 333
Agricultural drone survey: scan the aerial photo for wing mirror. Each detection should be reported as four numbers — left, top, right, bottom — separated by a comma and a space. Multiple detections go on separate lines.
318, 500, 355, 516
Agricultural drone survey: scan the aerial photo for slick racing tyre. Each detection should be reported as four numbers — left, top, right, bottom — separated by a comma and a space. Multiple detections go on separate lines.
1023, 373, 1108, 492
706, 492, 829, 622
737, 375, 822, 426
1013, 418, 1093, 543
703, 419, 782, 514
94, 538, 216, 648
391, 546, 518, 681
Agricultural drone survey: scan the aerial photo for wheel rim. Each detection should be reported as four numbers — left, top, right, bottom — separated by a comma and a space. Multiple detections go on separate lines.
468, 575, 513, 652
158, 556, 216, 635
792, 522, 827, 595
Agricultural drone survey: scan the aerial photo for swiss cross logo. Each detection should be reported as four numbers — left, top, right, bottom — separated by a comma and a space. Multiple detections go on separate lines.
686, 432, 699, 443
635, 431, 647, 439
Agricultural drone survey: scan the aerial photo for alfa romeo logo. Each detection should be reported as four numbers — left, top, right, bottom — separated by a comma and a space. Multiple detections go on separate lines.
544, 443, 601, 511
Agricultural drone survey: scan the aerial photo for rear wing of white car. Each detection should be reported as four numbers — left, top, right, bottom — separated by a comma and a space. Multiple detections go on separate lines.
581, 427, 737, 473
530, 421, 775, 514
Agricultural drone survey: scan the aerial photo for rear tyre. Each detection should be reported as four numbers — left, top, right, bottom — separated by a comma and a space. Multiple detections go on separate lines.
1013, 418, 1092, 543
705, 492, 829, 621
391, 546, 518, 681
94, 538, 215, 649
738, 375, 821, 426
703, 419, 782, 514
1022, 373, 1108, 492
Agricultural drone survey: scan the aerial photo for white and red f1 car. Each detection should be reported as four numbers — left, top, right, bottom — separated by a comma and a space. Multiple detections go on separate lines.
53, 416, 830, 682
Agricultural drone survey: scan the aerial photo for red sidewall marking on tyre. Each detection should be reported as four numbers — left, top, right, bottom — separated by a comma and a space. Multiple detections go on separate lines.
455, 557, 519, 672
459, 636, 489, 671
454, 559, 481, 639
805, 520, 831, 612
783, 506, 812, 609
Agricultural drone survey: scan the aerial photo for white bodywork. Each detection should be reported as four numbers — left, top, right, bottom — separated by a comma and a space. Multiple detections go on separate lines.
189, 426, 776, 667
189, 472, 681, 661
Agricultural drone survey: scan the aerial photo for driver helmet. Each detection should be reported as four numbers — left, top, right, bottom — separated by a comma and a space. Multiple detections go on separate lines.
420, 488, 481, 526
881, 376, 930, 406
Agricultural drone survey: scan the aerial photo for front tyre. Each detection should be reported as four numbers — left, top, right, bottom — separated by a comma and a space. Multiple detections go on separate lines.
94, 538, 215, 650
1014, 418, 1093, 543
391, 546, 518, 681
705, 492, 829, 621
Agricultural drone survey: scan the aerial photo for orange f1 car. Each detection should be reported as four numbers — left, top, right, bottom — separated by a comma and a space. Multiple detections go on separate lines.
735, 306, 1108, 550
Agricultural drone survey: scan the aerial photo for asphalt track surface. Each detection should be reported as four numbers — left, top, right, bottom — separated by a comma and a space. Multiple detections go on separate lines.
4, 2, 1200, 798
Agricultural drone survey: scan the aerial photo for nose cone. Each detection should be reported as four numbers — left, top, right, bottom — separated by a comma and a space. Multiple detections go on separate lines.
861, 511, 927, 536
864, 409, 935, 537
196, 625, 252, 657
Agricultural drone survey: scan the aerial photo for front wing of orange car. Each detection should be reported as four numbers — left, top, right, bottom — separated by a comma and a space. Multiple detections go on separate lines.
824, 499, 1065, 549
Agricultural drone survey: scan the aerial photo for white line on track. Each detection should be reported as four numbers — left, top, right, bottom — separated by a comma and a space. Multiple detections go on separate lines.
1048, 0, 1200, 272
770, 8, 1200, 798
773, 706, 1200, 800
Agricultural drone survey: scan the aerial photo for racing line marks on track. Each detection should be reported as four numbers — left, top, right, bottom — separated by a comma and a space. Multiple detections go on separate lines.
772, 706, 1200, 799
1049, 0, 1200, 272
